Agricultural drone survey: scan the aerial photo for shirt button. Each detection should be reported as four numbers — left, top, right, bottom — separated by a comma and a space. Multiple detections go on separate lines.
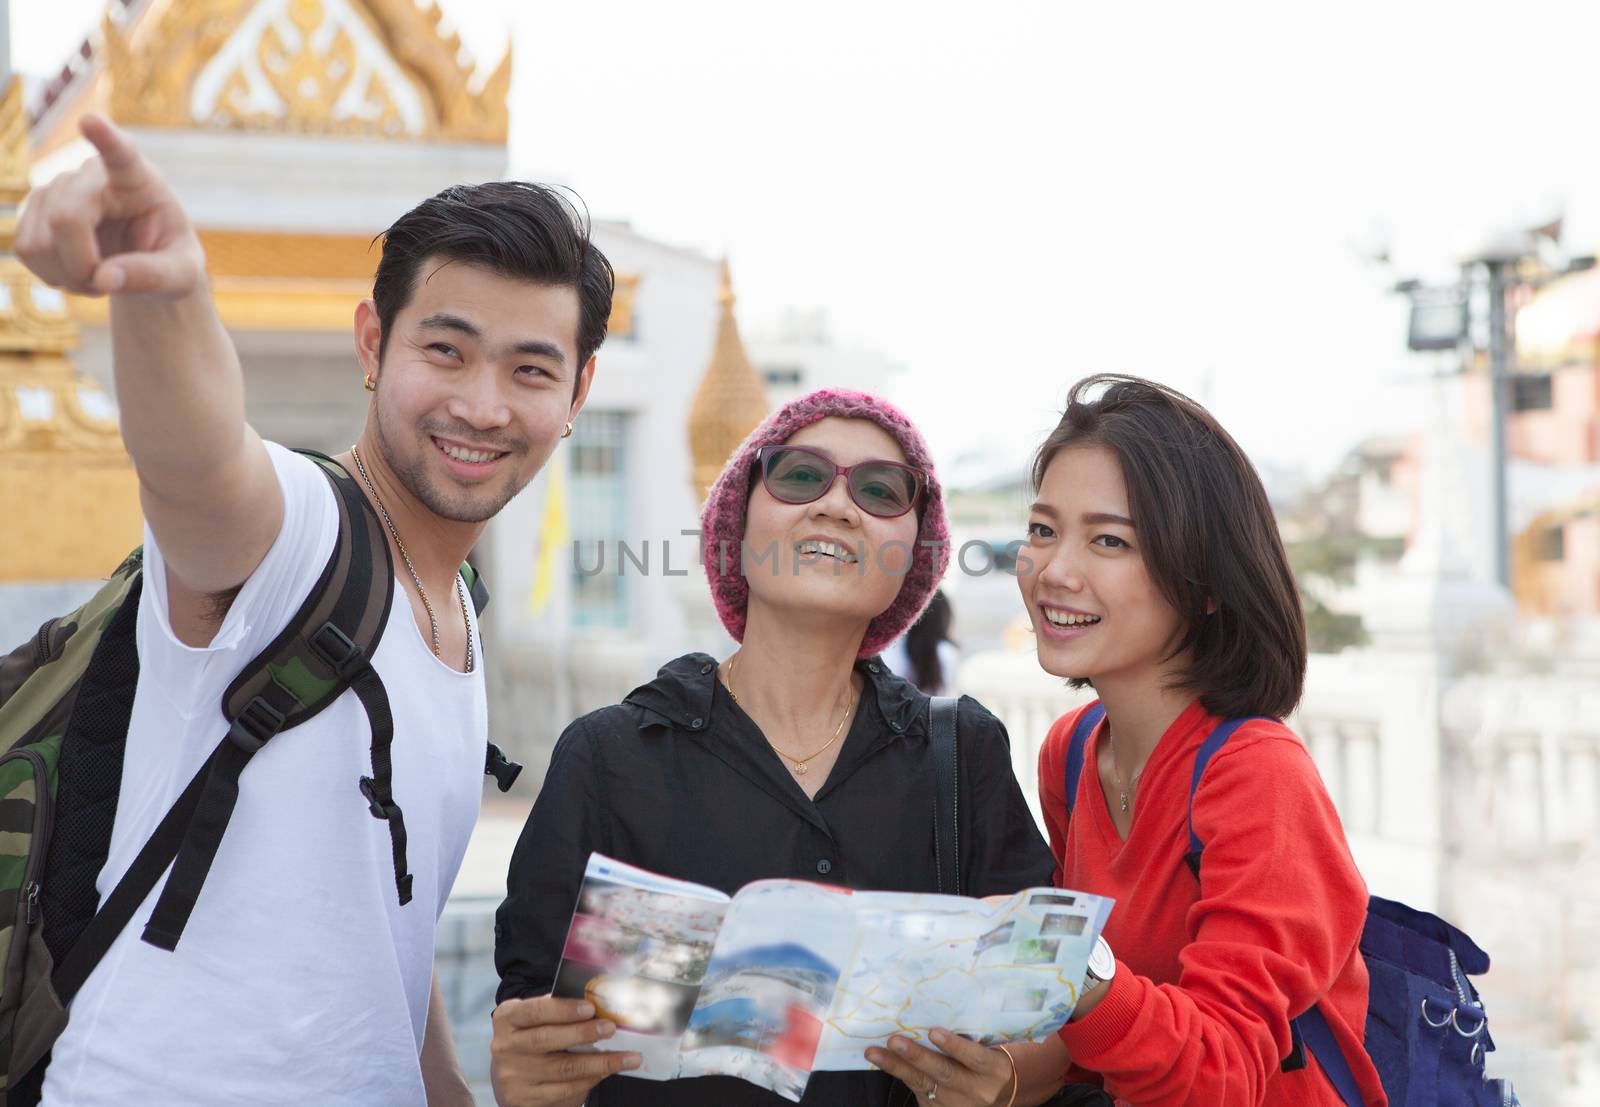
816, 859, 833, 876
890, 721, 903, 732
690, 718, 704, 729
867, 663, 881, 674
701, 662, 713, 674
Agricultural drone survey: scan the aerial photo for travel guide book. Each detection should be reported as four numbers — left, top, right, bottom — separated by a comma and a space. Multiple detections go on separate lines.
552, 853, 1115, 1101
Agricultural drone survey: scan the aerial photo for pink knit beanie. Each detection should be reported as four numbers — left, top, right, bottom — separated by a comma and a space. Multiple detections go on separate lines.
700, 388, 951, 658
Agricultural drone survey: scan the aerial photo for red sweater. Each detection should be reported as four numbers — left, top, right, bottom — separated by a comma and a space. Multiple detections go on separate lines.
1041, 700, 1387, 1107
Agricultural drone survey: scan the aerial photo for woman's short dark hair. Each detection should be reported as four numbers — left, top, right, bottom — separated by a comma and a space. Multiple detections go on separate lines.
371, 181, 615, 386
1030, 374, 1306, 719
906, 588, 955, 694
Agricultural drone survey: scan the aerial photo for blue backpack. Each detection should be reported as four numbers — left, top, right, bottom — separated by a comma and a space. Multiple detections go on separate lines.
1063, 703, 1520, 1107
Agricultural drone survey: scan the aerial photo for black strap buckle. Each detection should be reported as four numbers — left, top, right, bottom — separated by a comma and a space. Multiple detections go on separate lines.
310, 621, 365, 678
358, 776, 395, 820
485, 742, 523, 792
227, 696, 286, 753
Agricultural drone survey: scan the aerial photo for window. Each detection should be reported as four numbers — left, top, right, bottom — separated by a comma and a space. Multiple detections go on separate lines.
1535, 525, 1565, 563
1512, 374, 1554, 412
763, 365, 804, 388
569, 412, 629, 628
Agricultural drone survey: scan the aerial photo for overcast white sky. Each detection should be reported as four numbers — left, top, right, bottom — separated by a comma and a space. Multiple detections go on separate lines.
13, 0, 1600, 478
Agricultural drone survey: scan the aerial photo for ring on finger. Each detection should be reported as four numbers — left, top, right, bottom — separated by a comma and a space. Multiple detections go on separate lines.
926, 1081, 938, 1101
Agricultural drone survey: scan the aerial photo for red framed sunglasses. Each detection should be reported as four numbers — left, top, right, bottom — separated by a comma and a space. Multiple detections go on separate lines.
753, 444, 926, 518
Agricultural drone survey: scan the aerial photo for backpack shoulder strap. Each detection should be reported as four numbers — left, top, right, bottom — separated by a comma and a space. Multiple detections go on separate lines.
144, 455, 399, 947
54, 456, 397, 997
1293, 1005, 1364, 1106
1183, 716, 1267, 876
0, 549, 143, 746
459, 561, 489, 617
1061, 702, 1106, 819
39, 569, 146, 975
1184, 715, 1331, 1079
928, 695, 960, 896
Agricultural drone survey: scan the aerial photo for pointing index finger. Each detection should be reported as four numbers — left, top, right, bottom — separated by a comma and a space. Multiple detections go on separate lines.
79, 114, 145, 184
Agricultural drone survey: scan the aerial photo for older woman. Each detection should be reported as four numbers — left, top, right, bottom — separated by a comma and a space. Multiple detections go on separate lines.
490, 389, 1054, 1107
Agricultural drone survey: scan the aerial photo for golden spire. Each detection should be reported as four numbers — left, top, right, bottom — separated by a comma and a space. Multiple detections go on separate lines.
688, 259, 769, 503
0, 76, 141, 583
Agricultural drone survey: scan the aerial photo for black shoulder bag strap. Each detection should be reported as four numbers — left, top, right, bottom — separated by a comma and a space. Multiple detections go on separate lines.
53, 455, 395, 1002
929, 695, 960, 896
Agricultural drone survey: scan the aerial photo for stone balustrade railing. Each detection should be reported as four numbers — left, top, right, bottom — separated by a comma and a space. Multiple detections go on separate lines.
953, 648, 1433, 905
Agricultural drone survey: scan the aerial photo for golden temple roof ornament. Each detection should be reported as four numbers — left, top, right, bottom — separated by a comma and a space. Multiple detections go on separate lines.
0, 79, 28, 217
687, 259, 770, 503
0, 75, 141, 582
47, 0, 510, 144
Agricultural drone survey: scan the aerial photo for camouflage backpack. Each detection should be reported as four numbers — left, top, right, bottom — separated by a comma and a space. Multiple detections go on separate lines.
0, 452, 521, 1100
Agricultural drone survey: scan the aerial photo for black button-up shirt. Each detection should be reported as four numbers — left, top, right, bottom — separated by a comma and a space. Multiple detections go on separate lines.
495, 653, 1055, 1107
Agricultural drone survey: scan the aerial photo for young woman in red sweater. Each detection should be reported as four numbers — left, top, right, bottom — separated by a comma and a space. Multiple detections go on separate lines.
870, 376, 1387, 1107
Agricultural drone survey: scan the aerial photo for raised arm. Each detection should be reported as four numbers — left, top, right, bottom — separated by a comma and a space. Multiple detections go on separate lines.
16, 114, 281, 633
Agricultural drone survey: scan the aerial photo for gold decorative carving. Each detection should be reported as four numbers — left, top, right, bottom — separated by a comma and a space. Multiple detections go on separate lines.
687, 260, 769, 502
243, 3, 360, 130
0, 76, 138, 584
0, 259, 80, 356
105, 3, 253, 130
363, 0, 512, 143
103, 0, 509, 143
354, 71, 407, 138
0, 80, 30, 212
0, 354, 122, 454
0, 258, 114, 453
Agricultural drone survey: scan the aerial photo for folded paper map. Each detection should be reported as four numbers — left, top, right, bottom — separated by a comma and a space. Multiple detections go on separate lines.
551, 853, 1114, 1101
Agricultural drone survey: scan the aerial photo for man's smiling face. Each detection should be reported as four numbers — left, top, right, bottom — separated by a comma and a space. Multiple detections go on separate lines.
369, 257, 591, 523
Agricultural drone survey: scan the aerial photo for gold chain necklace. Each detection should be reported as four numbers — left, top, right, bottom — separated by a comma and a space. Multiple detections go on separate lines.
350, 443, 473, 673
1107, 725, 1143, 813
722, 653, 853, 776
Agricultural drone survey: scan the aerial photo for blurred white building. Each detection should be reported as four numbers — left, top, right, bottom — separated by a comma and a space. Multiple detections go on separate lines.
747, 308, 898, 409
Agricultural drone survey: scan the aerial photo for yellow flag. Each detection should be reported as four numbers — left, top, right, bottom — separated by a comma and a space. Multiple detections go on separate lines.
529, 453, 570, 616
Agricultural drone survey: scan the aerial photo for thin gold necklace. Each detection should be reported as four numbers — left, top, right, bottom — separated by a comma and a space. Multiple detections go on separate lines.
722, 653, 853, 776
1107, 725, 1143, 813
350, 443, 473, 673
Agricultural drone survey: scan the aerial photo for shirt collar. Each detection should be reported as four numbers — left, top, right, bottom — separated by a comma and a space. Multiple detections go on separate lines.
622, 652, 928, 736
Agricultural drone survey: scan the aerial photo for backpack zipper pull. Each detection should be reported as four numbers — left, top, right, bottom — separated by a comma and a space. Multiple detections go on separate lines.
24, 881, 40, 926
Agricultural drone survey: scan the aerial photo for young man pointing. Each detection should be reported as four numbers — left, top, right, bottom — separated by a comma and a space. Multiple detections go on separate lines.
13, 114, 618, 1106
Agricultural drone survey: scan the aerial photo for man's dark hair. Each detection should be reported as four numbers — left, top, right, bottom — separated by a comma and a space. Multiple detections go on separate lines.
371, 181, 615, 384
1030, 374, 1307, 720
